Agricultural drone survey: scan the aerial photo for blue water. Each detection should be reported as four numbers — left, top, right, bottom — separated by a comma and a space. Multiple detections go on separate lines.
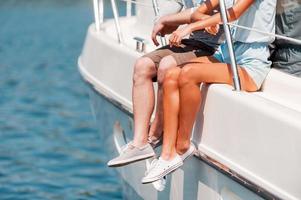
0, 1, 124, 199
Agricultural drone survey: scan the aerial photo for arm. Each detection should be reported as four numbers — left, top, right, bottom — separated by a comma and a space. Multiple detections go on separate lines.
190, 0, 220, 22
159, 0, 220, 26
189, 0, 254, 32
169, 0, 255, 46
152, 0, 218, 45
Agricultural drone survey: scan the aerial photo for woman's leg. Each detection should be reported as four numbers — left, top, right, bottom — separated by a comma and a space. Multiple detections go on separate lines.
141, 66, 183, 184
160, 67, 182, 160
176, 57, 258, 154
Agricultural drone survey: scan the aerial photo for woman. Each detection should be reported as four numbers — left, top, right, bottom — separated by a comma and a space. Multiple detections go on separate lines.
142, 0, 276, 184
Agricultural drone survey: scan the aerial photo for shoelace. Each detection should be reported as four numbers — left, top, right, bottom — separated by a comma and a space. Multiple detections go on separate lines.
120, 141, 135, 154
146, 158, 171, 176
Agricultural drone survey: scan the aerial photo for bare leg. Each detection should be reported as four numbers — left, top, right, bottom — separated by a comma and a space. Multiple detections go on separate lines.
160, 67, 182, 160
132, 57, 157, 147
176, 57, 258, 154
149, 56, 178, 140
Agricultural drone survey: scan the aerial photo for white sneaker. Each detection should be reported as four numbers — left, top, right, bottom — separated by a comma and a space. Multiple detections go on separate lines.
107, 142, 155, 167
141, 154, 183, 184
180, 143, 196, 161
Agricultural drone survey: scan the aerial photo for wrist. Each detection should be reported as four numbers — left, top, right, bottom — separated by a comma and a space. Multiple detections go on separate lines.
159, 16, 167, 24
186, 24, 194, 33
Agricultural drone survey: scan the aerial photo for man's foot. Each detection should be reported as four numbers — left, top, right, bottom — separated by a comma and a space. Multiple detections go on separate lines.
179, 143, 196, 161
141, 154, 183, 184
107, 142, 155, 167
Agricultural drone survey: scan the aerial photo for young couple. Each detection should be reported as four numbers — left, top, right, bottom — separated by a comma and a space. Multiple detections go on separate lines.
108, 0, 276, 184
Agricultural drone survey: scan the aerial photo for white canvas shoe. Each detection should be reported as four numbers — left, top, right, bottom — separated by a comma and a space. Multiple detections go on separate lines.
180, 143, 196, 161
141, 154, 183, 184
107, 142, 155, 167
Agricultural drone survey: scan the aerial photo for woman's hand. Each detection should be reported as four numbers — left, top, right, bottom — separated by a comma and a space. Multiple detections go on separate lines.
169, 25, 192, 47
205, 24, 219, 35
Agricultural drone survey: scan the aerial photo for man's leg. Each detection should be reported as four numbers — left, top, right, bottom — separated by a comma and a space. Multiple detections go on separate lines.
132, 57, 158, 147
148, 56, 178, 140
107, 57, 158, 167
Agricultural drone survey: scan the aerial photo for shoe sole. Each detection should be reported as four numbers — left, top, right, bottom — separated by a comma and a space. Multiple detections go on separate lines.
108, 152, 155, 167
141, 161, 183, 184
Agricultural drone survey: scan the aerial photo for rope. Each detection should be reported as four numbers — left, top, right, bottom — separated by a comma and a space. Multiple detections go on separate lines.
228, 23, 301, 45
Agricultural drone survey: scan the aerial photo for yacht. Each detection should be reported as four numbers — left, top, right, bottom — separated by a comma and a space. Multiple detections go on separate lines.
78, 0, 301, 199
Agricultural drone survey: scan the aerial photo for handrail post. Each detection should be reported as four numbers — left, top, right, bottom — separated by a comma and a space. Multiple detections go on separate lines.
126, 0, 132, 18
93, 0, 103, 31
110, 0, 124, 43
219, 0, 241, 91
152, 0, 167, 46
99, 0, 104, 24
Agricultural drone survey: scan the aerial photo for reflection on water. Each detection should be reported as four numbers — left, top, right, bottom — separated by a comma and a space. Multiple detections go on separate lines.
0, 0, 122, 199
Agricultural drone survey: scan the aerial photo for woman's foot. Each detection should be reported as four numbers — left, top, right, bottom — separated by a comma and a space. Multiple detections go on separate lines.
141, 154, 183, 184
107, 142, 155, 167
179, 143, 196, 161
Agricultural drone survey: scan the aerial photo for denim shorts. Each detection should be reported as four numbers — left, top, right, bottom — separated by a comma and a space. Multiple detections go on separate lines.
213, 41, 272, 88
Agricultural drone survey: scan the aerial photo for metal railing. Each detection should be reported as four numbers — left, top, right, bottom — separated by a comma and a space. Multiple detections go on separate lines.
92, 0, 242, 89
219, 0, 241, 91
110, 0, 124, 43
152, 0, 167, 46
93, 0, 166, 45
93, 0, 103, 31
93, 0, 123, 43
92, 0, 301, 90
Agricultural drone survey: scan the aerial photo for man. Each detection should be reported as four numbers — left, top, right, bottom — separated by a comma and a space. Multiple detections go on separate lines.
107, 0, 231, 167
271, 0, 301, 76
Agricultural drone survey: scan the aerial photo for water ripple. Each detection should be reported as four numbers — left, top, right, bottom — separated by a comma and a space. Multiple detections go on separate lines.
0, 0, 123, 199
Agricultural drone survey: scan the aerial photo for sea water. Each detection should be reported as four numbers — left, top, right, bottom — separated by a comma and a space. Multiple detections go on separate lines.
0, 0, 124, 199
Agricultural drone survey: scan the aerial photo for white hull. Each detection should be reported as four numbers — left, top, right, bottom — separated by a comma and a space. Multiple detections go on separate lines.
78, 3, 301, 198
86, 84, 265, 200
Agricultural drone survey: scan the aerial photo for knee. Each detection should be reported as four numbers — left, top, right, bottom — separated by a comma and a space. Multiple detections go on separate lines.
133, 57, 156, 84
157, 56, 177, 85
163, 68, 180, 90
178, 65, 195, 88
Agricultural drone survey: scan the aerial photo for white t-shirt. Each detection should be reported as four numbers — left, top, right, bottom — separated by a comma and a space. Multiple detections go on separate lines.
232, 0, 277, 43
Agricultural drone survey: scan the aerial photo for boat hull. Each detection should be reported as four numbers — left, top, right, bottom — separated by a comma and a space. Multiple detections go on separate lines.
78, 9, 301, 198
86, 83, 265, 200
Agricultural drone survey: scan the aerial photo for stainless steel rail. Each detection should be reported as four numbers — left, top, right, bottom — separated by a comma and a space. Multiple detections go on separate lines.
110, 0, 124, 43
92, 0, 123, 43
126, 0, 132, 17
152, 0, 167, 46
219, 0, 241, 91
93, 0, 103, 31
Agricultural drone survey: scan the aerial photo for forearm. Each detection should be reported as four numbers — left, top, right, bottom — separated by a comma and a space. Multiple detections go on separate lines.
159, 9, 193, 26
191, 0, 219, 22
189, 0, 254, 32
159, 0, 220, 26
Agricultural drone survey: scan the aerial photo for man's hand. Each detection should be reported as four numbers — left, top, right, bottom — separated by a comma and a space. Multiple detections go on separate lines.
151, 20, 178, 46
169, 25, 192, 47
205, 24, 219, 35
